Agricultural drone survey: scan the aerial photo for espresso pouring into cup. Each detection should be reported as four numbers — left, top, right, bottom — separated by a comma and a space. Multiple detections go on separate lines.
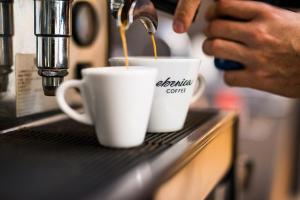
57, 1, 205, 147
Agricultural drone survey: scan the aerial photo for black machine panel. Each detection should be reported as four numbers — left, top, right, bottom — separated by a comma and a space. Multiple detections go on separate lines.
0, 110, 218, 200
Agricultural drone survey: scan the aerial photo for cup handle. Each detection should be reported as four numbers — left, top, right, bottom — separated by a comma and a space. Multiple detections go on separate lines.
56, 80, 93, 125
190, 74, 205, 104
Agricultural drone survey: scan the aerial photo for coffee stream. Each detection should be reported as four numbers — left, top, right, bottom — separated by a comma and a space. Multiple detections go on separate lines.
119, 22, 129, 67
119, 23, 158, 68
150, 33, 157, 58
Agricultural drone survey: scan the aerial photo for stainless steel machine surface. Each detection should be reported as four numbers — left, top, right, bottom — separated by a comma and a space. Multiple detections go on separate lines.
34, 0, 72, 96
110, 0, 158, 33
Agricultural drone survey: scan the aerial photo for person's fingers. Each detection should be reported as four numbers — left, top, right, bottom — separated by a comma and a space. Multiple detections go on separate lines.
173, 0, 201, 33
204, 19, 253, 44
223, 70, 257, 88
205, 0, 270, 21
224, 70, 282, 95
203, 38, 250, 64
205, 3, 217, 21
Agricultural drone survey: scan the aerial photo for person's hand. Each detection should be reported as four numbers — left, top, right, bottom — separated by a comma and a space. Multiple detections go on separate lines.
173, 0, 202, 33
203, 0, 300, 98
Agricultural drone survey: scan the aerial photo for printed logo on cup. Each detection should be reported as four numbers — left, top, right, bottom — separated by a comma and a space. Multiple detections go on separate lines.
156, 77, 194, 94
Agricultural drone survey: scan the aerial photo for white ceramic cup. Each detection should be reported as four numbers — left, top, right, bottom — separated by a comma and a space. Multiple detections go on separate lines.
56, 67, 157, 148
109, 57, 205, 133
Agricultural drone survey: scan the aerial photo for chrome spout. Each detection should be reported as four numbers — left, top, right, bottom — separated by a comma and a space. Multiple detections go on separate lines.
110, 0, 158, 34
34, 0, 72, 96
0, 0, 13, 93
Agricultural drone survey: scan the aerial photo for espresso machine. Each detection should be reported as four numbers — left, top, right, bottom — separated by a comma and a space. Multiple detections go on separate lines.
0, 0, 109, 119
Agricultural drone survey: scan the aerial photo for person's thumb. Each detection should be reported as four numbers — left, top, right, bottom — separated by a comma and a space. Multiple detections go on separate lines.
173, 0, 201, 33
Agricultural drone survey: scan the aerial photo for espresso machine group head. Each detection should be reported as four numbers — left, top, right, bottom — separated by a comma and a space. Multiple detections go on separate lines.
110, 0, 158, 34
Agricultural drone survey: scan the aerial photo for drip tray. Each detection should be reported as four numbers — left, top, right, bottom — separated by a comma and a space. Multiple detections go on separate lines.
0, 110, 218, 200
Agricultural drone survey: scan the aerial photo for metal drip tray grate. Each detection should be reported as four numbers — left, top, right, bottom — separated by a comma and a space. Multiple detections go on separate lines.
0, 110, 218, 200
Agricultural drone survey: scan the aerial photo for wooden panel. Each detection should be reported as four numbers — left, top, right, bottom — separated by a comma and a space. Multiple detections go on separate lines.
69, 0, 109, 77
155, 113, 236, 200
270, 116, 296, 200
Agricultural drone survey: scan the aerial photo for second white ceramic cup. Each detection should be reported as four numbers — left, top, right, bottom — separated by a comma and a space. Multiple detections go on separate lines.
109, 57, 205, 132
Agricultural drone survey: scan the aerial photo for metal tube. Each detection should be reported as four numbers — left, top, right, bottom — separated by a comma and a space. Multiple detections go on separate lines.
34, 0, 72, 96
0, 0, 13, 93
